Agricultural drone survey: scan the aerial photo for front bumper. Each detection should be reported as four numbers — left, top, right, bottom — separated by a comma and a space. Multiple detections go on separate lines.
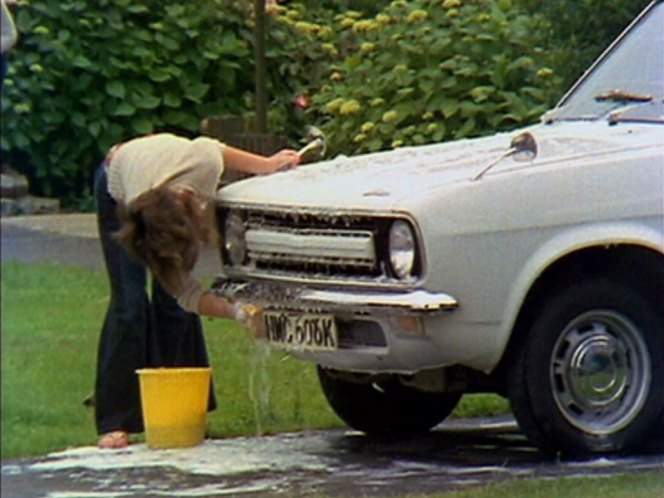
212, 278, 458, 315
212, 278, 460, 372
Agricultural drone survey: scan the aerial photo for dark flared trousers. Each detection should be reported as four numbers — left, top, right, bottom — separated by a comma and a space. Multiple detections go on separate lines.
93, 166, 216, 435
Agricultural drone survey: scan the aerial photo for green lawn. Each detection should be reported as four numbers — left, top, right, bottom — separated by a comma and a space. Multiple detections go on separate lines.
1, 262, 508, 459
366, 473, 664, 498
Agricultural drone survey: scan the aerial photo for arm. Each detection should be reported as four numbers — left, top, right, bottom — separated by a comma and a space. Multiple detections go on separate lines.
223, 146, 300, 175
197, 292, 236, 318
177, 276, 235, 318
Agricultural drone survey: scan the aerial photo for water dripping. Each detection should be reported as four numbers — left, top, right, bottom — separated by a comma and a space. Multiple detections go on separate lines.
248, 341, 272, 436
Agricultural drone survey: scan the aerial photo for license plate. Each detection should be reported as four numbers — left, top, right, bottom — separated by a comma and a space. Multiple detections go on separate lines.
264, 311, 338, 351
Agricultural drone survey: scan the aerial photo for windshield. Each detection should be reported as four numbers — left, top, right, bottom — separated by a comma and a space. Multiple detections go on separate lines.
551, 1, 664, 123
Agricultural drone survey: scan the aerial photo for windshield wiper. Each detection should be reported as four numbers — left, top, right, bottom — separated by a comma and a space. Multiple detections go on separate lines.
595, 89, 653, 103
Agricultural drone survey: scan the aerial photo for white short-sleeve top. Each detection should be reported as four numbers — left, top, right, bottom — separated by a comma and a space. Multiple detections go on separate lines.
107, 133, 226, 204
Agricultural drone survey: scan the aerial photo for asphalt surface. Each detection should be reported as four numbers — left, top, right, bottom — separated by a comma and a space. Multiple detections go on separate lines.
3, 417, 662, 498
0, 213, 222, 276
2, 214, 664, 498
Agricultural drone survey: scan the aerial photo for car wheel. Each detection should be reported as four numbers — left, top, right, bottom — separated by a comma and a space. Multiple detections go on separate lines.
318, 366, 461, 435
508, 278, 664, 455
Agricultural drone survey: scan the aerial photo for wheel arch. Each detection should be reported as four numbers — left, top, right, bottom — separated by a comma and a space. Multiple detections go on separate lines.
492, 243, 664, 386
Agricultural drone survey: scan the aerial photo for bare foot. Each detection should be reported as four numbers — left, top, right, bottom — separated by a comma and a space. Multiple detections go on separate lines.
98, 431, 129, 449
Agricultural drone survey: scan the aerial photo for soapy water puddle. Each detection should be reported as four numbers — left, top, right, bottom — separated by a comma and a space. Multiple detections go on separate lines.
3, 418, 663, 498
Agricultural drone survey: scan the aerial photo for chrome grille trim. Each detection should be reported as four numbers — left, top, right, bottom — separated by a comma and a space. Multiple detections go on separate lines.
217, 205, 424, 283
246, 227, 375, 267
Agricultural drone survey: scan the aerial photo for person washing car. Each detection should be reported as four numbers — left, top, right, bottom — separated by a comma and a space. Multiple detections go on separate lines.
94, 132, 299, 449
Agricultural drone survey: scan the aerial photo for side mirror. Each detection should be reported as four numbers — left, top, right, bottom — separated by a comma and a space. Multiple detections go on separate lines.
510, 132, 538, 162
473, 132, 538, 181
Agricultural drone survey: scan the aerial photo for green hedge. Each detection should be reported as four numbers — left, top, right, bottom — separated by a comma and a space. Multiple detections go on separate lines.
1, 0, 254, 206
301, 0, 563, 155
517, 0, 652, 87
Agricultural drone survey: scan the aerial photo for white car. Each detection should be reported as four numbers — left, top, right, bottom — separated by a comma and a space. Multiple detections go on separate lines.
214, 1, 663, 455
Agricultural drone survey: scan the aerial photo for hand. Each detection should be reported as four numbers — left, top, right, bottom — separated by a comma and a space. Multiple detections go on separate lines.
268, 149, 301, 173
232, 302, 267, 340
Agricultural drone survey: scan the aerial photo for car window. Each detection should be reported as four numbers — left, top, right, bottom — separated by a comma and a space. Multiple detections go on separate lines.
553, 2, 664, 122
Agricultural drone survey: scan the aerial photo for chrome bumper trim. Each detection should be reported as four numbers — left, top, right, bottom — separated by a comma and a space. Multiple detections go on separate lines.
212, 278, 458, 314
299, 289, 457, 312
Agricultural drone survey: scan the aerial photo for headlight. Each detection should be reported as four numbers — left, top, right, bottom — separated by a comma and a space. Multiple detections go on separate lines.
224, 212, 247, 265
388, 220, 417, 279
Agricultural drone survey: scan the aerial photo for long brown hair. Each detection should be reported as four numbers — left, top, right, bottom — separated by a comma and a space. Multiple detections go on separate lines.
114, 186, 217, 295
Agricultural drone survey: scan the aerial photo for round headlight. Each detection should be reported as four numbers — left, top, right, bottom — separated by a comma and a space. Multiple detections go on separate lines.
389, 220, 417, 280
224, 212, 247, 265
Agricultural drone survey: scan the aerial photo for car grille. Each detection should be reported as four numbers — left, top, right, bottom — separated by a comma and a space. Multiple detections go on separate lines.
218, 207, 410, 282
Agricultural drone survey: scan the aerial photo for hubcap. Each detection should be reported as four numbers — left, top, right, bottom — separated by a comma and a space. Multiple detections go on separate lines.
550, 310, 650, 435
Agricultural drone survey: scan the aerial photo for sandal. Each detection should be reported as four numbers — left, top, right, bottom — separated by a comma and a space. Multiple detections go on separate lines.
98, 431, 130, 449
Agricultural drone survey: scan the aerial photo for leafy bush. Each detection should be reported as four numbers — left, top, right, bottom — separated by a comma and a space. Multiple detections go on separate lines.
301, 0, 563, 156
1, 0, 253, 205
517, 0, 652, 87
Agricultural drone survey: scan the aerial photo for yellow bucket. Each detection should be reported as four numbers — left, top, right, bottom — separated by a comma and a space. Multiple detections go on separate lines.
136, 367, 212, 449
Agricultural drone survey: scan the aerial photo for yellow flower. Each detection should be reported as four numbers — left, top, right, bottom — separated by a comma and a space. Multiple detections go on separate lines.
422, 111, 434, 120
322, 43, 338, 56
360, 42, 376, 53
393, 64, 409, 73
427, 123, 438, 134
447, 9, 459, 18
537, 67, 554, 78
285, 9, 300, 20
353, 20, 378, 32
354, 133, 367, 143
376, 14, 391, 25
382, 110, 399, 123
371, 98, 386, 107
407, 10, 428, 23
330, 71, 344, 81
340, 18, 355, 29
279, 17, 295, 27
390, 1, 407, 8
340, 100, 361, 115
443, 0, 461, 8
325, 97, 345, 113
294, 21, 318, 35
391, 140, 404, 148
318, 26, 333, 39
361, 122, 375, 133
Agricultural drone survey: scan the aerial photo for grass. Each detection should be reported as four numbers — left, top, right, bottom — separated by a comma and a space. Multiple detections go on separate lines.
1, 262, 511, 459
344, 472, 664, 498
288, 473, 664, 498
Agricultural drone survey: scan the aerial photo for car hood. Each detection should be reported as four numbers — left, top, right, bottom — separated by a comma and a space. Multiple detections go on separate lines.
217, 121, 660, 211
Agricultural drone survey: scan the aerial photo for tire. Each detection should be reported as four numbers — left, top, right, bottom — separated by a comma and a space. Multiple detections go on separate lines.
317, 367, 461, 435
508, 278, 664, 456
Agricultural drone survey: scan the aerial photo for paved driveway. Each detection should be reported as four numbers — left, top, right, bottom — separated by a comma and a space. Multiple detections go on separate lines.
1, 213, 221, 276
3, 417, 663, 498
